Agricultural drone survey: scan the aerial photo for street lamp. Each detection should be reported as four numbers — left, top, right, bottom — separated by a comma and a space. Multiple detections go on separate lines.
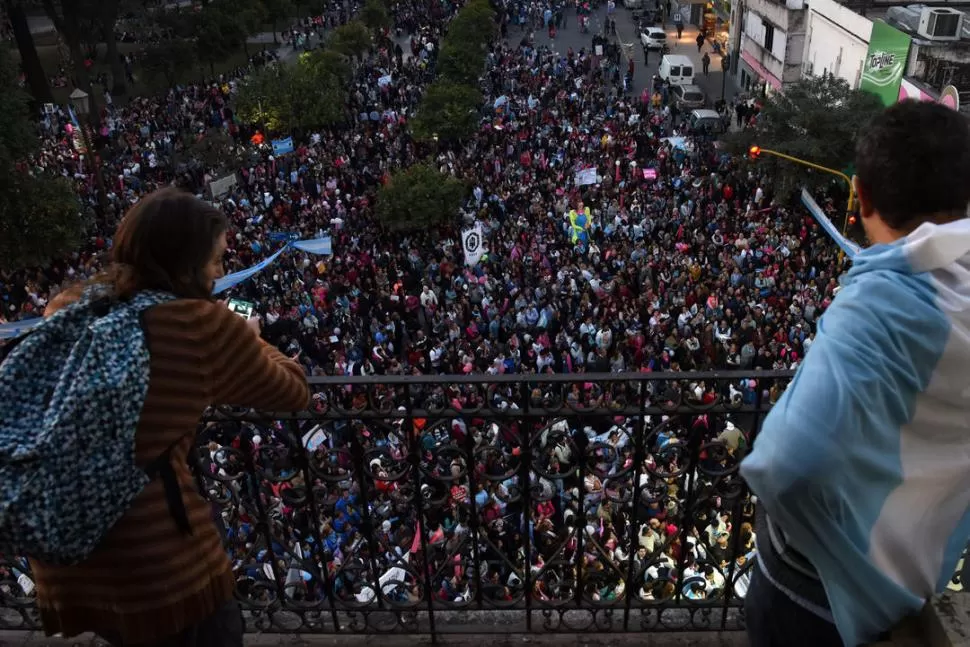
720, 53, 731, 101
749, 146, 855, 264
68, 88, 90, 116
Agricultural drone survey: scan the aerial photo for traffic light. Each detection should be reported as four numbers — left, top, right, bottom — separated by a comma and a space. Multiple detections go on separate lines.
748, 146, 761, 160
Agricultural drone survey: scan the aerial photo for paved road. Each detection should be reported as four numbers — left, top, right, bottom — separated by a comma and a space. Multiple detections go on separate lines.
507, 5, 735, 105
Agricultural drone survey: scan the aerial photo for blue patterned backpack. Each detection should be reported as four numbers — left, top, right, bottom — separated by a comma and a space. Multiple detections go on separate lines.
0, 287, 191, 566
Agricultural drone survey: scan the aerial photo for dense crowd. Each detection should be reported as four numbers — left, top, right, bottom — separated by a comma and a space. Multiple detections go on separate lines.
1, 0, 847, 613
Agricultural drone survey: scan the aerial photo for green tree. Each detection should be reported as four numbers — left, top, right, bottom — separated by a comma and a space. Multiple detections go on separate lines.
178, 128, 236, 172
140, 39, 197, 88
288, 51, 350, 128
376, 163, 468, 231
360, 0, 391, 32
0, 49, 81, 269
195, 4, 249, 75
0, 174, 83, 270
410, 81, 482, 143
260, 0, 295, 42
330, 21, 373, 60
725, 76, 882, 197
444, 0, 496, 50
234, 65, 291, 132
437, 41, 487, 85
6, 0, 52, 103
42, 0, 95, 101
234, 51, 349, 131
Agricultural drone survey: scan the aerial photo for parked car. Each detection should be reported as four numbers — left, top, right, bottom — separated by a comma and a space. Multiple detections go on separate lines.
689, 108, 726, 133
640, 27, 667, 50
672, 84, 706, 110
623, 0, 643, 8
632, 8, 661, 25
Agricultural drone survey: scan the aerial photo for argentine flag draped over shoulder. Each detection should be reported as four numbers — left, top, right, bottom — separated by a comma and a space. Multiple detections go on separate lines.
568, 207, 591, 246
462, 223, 485, 267
741, 218, 970, 646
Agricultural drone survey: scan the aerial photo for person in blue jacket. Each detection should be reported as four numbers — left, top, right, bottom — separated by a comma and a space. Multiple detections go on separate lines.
741, 100, 970, 646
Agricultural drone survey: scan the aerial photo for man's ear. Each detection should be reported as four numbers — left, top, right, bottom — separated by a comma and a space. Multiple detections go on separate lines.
853, 175, 874, 221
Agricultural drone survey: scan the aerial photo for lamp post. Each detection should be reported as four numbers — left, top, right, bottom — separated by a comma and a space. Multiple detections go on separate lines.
69, 88, 108, 215
721, 52, 731, 101
749, 146, 855, 265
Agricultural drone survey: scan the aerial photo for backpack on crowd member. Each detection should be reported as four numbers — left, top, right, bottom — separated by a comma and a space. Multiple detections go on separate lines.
0, 287, 191, 566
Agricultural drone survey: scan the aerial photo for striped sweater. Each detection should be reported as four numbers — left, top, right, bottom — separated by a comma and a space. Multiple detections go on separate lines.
30, 298, 310, 645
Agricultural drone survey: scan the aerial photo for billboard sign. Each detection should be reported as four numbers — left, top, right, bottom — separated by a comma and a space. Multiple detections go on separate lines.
861, 21, 912, 106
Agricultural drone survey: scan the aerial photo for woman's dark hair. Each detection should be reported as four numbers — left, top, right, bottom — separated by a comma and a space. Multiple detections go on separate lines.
102, 188, 228, 299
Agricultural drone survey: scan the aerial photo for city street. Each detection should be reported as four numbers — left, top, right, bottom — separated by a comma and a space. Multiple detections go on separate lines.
508, 3, 736, 105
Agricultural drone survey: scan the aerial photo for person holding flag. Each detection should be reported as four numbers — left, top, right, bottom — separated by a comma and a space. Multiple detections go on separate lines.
568, 201, 592, 248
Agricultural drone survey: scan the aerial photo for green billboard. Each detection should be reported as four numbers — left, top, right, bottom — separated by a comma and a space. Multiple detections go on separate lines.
861, 21, 912, 106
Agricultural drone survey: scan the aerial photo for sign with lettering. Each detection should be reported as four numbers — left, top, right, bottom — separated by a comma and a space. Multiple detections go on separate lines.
860, 21, 912, 107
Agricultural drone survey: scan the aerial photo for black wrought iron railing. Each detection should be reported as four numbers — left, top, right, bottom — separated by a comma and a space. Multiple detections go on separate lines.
1, 371, 794, 638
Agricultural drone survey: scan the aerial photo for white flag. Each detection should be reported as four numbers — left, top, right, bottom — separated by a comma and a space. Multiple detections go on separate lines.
462, 223, 485, 266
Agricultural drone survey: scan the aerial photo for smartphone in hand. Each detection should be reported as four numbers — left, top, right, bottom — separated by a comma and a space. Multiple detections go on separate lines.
226, 298, 256, 319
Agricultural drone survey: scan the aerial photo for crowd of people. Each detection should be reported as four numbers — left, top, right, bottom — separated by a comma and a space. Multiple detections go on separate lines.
1, 0, 849, 620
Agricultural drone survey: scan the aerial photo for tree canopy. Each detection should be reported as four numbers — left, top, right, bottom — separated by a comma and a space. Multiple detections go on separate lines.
411, 81, 483, 143
376, 163, 468, 231
409, 0, 495, 144
234, 49, 350, 132
0, 48, 80, 269
330, 21, 373, 59
360, 0, 392, 32
725, 75, 883, 197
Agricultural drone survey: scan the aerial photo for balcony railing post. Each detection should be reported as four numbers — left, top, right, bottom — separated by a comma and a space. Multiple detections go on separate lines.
622, 379, 650, 631
348, 409, 387, 614
242, 421, 289, 614
285, 419, 342, 631
670, 409, 706, 610
573, 412, 589, 610
460, 403, 485, 609
401, 381, 439, 641
518, 379, 534, 632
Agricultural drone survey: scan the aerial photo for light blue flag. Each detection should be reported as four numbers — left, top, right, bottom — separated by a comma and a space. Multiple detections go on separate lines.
290, 237, 332, 255
213, 246, 289, 294
800, 189, 860, 259
0, 318, 42, 340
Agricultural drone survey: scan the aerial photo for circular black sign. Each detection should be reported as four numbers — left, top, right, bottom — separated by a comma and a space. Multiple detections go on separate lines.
465, 232, 481, 252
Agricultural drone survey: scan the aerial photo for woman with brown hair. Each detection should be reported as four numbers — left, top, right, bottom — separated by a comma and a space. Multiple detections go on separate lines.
31, 188, 310, 647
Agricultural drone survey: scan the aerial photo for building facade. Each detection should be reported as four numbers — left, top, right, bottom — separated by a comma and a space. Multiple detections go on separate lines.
801, 0, 873, 87
737, 0, 807, 94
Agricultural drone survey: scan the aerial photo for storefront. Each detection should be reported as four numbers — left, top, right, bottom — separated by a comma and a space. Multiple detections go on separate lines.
740, 49, 782, 98
706, 0, 731, 54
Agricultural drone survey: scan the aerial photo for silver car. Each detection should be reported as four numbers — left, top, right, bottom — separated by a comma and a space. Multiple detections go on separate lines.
640, 27, 667, 50
672, 84, 706, 110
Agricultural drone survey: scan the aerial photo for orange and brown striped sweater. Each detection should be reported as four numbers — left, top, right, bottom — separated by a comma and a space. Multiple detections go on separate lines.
29, 298, 311, 645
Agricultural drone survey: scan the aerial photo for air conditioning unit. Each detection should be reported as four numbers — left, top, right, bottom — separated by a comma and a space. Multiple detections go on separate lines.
918, 7, 963, 41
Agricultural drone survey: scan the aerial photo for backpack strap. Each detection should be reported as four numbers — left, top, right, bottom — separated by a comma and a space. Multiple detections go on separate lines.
135, 290, 192, 537
144, 439, 194, 537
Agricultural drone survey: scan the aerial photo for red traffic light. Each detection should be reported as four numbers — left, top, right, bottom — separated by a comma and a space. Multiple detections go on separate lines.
748, 146, 761, 159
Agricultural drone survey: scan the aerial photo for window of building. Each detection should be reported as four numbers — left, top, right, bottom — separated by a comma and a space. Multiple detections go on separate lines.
763, 21, 774, 52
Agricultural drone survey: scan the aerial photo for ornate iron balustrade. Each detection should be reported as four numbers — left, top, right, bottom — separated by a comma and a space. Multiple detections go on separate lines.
1, 371, 794, 639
